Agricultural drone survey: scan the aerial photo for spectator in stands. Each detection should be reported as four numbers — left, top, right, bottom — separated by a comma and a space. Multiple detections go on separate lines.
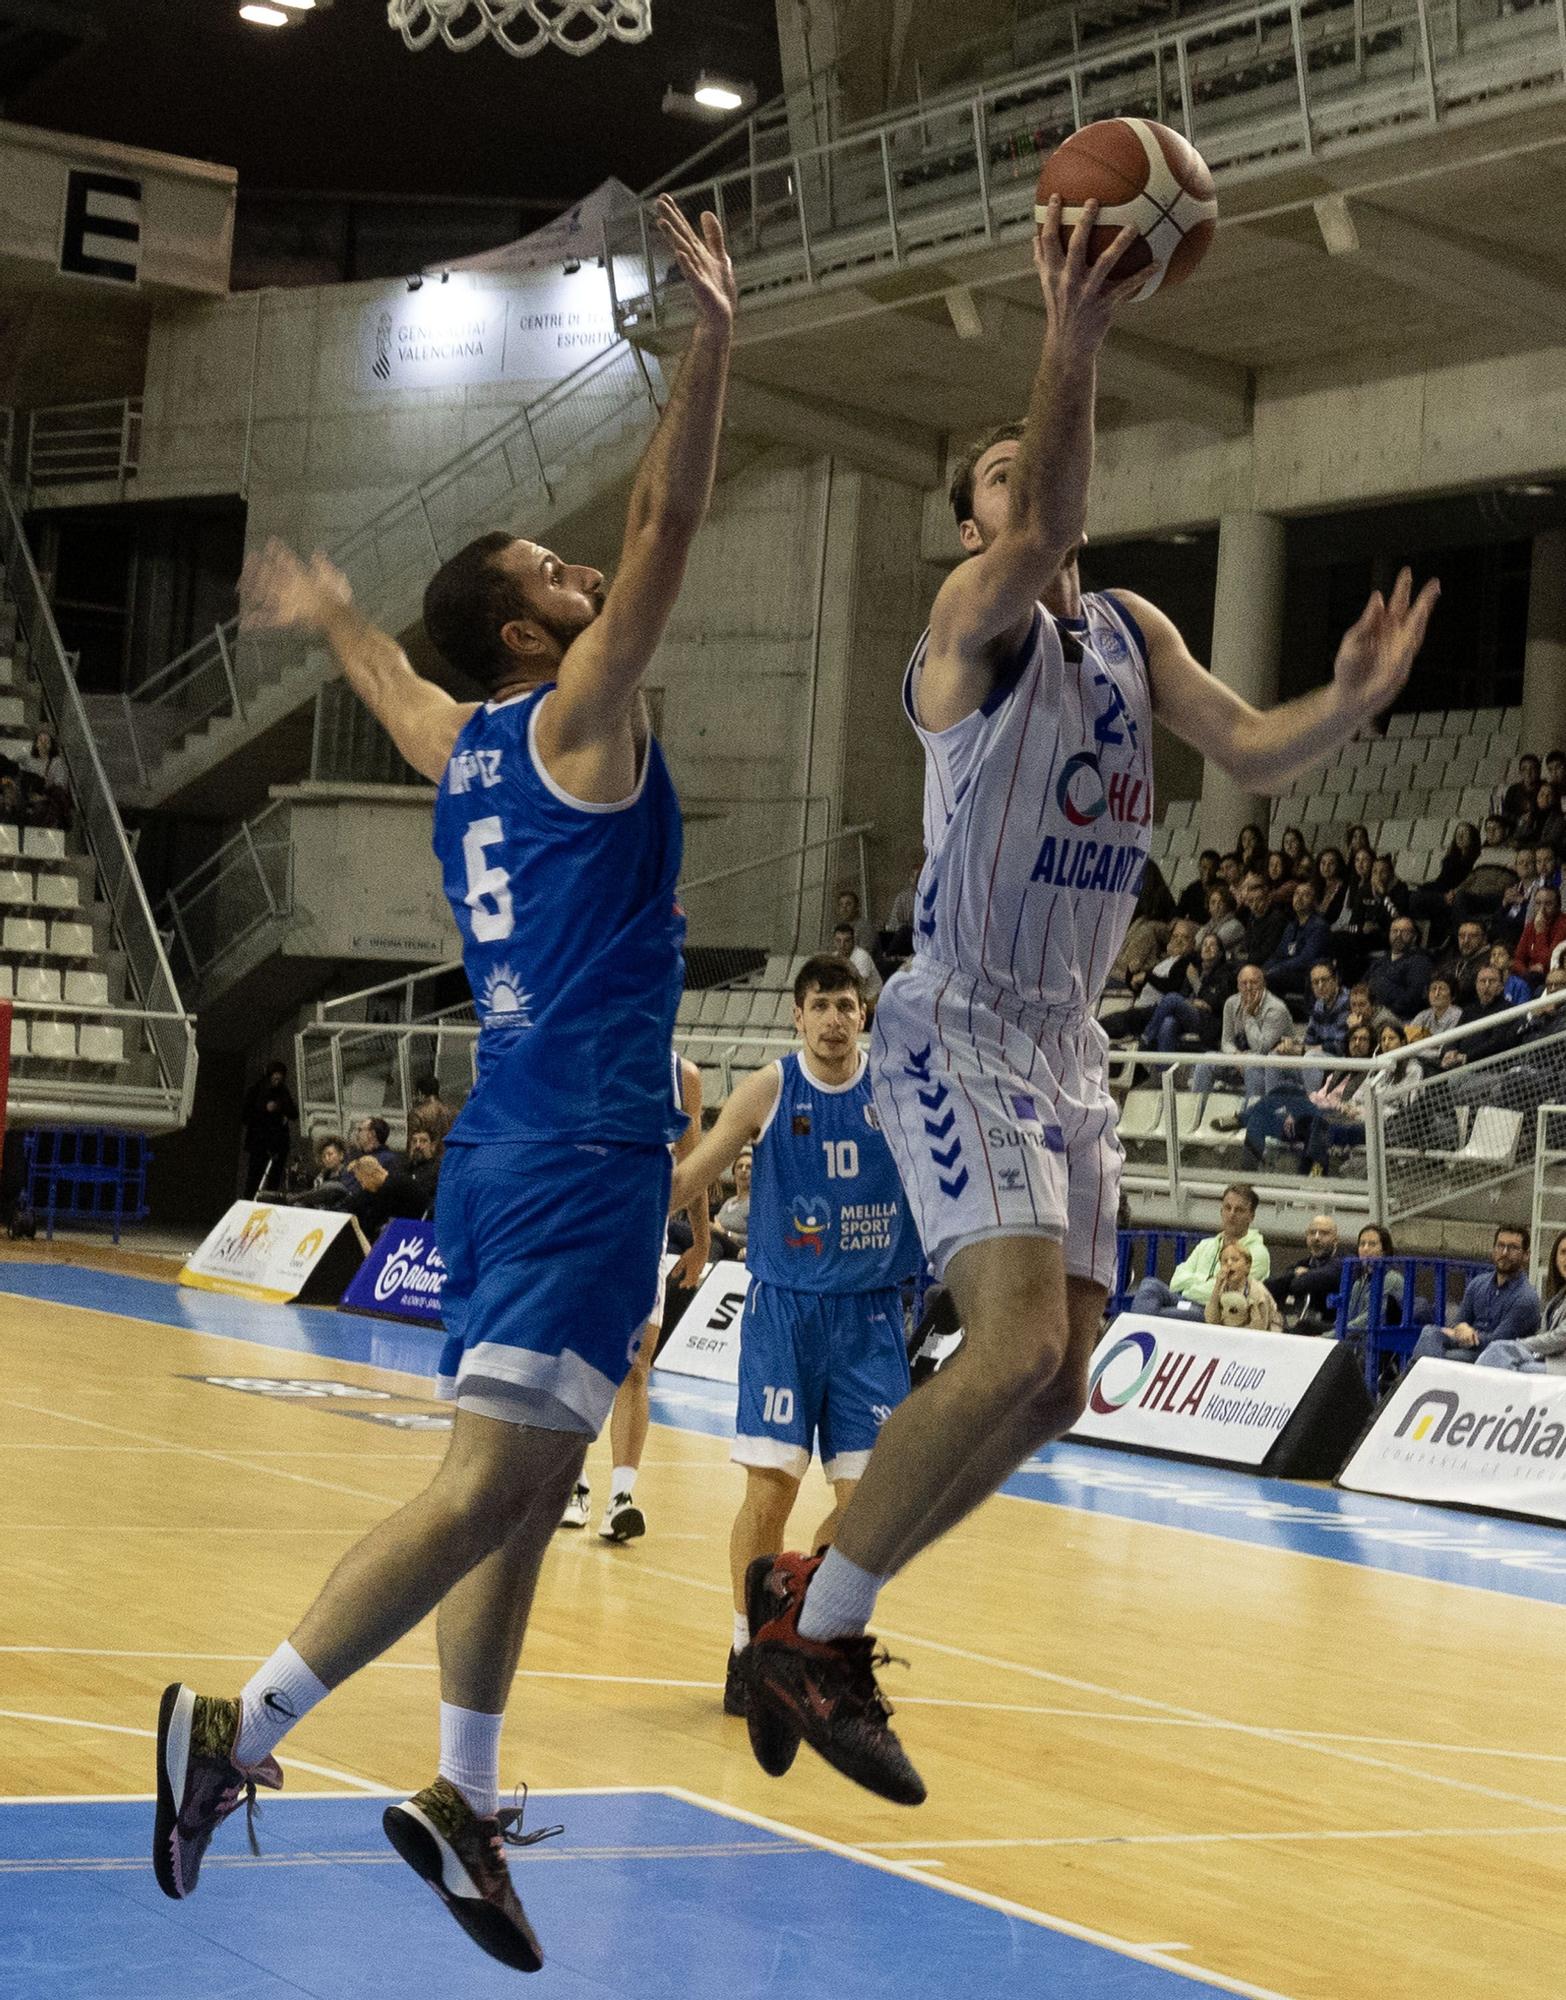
1441, 919, 1492, 1006
1336, 850, 1403, 978
1488, 850, 1544, 946
240, 1061, 298, 1197
1513, 888, 1566, 989
878, 866, 919, 961
1100, 919, 1198, 1042
283, 1134, 347, 1206
1344, 980, 1402, 1043
1196, 961, 1293, 1106
346, 1115, 396, 1172
1297, 960, 1350, 1062
1477, 1228, 1566, 1373
1410, 973, 1461, 1043
1176, 850, 1222, 924
1243, 1022, 1375, 1174
1216, 854, 1242, 891
1344, 823, 1370, 863
715, 1149, 750, 1250
1492, 942, 1533, 1008
1267, 1213, 1343, 1322
1514, 781, 1566, 858
1409, 1224, 1540, 1364
833, 887, 867, 949
19, 728, 70, 829
409, 1072, 456, 1146
1235, 824, 1266, 876
1342, 1223, 1404, 1340
1410, 821, 1481, 948
1263, 882, 1334, 997
1314, 846, 1349, 927
1196, 884, 1244, 956
1441, 961, 1531, 1068
339, 1127, 443, 1235
1547, 751, 1566, 791
1368, 916, 1433, 1020
1205, 1240, 1283, 1332
832, 924, 882, 1008
1137, 930, 1234, 1058
1131, 1183, 1270, 1320
1279, 826, 1309, 874
1378, 1020, 1421, 1086
1110, 862, 1178, 989
1263, 848, 1294, 909
1501, 753, 1542, 829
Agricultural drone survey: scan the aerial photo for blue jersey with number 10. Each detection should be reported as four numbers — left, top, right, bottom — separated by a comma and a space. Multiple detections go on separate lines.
747, 1051, 920, 1295
432, 684, 686, 1147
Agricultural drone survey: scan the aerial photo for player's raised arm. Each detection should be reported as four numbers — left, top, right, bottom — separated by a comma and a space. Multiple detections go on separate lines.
922, 201, 1143, 724
537, 196, 735, 774
1122, 569, 1440, 793
670, 1064, 778, 1219
238, 541, 477, 784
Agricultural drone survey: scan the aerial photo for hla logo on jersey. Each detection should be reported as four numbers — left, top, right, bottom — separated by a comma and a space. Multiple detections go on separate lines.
1393, 1386, 1566, 1462
1055, 751, 1152, 832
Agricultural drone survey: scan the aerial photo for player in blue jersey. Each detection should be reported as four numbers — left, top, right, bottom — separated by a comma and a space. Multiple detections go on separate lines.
668, 955, 919, 1727
150, 197, 736, 1974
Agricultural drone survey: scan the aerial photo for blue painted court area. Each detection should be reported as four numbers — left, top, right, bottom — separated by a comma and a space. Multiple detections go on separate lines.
7, 1259, 1566, 1607
0, 1791, 1239, 2000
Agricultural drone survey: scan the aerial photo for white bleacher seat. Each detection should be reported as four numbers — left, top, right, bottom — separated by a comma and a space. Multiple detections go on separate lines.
769, 992, 794, 1028
1379, 818, 1412, 850
1117, 1091, 1165, 1141
1385, 713, 1414, 736
0, 697, 23, 730
29, 1020, 76, 1060
8, 1018, 25, 1058
722, 991, 753, 1027
78, 1024, 125, 1065
0, 869, 32, 904
0, 826, 18, 860
49, 921, 93, 957
16, 967, 60, 1004
1453, 1106, 1523, 1169
0, 967, 12, 1000
1165, 800, 1195, 828
1413, 712, 1444, 736
3, 916, 46, 954
1185, 1093, 1245, 1146
761, 954, 789, 988
34, 873, 77, 910
21, 828, 66, 862
696, 991, 725, 1026
64, 969, 108, 1007
698, 1064, 723, 1105
1439, 709, 1468, 736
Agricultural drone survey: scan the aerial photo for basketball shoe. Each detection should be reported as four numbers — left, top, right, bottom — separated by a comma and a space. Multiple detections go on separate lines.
723, 1647, 748, 1717
597, 1493, 646, 1543
743, 1553, 926, 1806
153, 1683, 284, 1899
558, 1481, 591, 1530
383, 1776, 559, 1973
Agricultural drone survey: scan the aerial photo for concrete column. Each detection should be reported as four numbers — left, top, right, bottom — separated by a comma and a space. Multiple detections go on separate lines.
1521, 529, 1566, 759
1199, 511, 1286, 857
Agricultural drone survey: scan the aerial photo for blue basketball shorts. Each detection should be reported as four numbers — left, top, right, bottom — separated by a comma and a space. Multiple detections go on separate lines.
434, 1137, 671, 1435
733, 1280, 910, 1483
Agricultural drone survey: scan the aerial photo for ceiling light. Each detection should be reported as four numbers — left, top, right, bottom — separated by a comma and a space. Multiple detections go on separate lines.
240, 4, 290, 22
694, 77, 745, 111
1506, 482, 1553, 498
664, 72, 757, 120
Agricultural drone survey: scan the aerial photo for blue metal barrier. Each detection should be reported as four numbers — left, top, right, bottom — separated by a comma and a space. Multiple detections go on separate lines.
22, 1127, 152, 1244
1330, 1256, 1489, 1395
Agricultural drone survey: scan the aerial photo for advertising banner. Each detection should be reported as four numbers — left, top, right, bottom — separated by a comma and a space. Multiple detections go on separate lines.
339, 1221, 448, 1325
180, 1203, 367, 1306
357, 286, 510, 393
1070, 1314, 1360, 1474
1340, 1358, 1566, 1525
652, 1260, 750, 1386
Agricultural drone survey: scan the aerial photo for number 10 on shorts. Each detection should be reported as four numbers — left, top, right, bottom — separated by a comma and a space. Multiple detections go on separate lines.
762, 1385, 795, 1426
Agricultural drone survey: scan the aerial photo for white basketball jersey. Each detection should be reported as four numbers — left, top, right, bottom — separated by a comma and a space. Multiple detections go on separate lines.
903, 592, 1154, 1011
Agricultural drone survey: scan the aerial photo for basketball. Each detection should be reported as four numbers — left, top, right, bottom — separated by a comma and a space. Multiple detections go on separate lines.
1035, 117, 1218, 301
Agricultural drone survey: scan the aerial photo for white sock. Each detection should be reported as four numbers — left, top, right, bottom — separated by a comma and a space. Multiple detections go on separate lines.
611, 1466, 638, 1501
234, 1641, 330, 1767
732, 1610, 750, 1654
438, 1702, 504, 1820
796, 1547, 886, 1644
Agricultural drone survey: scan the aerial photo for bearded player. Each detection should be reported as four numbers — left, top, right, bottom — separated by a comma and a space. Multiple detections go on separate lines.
741, 197, 1440, 1805
150, 198, 737, 1971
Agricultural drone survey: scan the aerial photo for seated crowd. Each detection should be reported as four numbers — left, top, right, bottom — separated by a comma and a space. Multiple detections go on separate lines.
1107, 752, 1566, 1173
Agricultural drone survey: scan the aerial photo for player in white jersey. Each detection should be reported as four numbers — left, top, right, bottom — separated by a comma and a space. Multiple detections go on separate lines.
741, 198, 1440, 1806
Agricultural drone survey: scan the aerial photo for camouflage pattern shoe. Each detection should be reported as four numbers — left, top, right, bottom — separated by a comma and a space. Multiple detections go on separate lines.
383, 1775, 561, 1973
153, 1683, 284, 1899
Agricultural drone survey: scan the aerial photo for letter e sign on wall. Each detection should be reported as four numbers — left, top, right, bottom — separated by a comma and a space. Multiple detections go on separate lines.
60, 170, 143, 285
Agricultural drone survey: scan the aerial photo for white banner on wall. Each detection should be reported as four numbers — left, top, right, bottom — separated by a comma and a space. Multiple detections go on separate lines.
1340, 1358, 1566, 1524
355, 265, 615, 396
181, 1202, 367, 1305
653, 1260, 750, 1386
1069, 1313, 1339, 1467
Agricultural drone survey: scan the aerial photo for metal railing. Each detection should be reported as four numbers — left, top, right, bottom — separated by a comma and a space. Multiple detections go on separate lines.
297, 1018, 479, 1143
24, 399, 142, 494
606, 0, 1566, 329
159, 798, 294, 1001
1528, 1103, 1566, 1288
121, 338, 664, 794
0, 477, 196, 1131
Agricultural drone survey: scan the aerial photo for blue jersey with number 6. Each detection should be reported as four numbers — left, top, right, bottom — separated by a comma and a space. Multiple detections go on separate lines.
747, 1051, 919, 1295
432, 684, 685, 1146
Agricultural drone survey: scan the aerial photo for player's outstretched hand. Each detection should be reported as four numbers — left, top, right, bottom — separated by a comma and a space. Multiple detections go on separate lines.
655, 194, 736, 333
668, 1244, 706, 1291
239, 539, 353, 636
1033, 196, 1146, 352
1332, 566, 1441, 720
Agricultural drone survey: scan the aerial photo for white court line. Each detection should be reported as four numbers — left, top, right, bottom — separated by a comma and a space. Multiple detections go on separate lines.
660, 1786, 1301, 2000
0, 1444, 447, 1461
0, 1395, 407, 1506
0, 1709, 386, 1794
0, 1784, 658, 1805
863, 1823, 1564, 1853
2, 1526, 365, 1535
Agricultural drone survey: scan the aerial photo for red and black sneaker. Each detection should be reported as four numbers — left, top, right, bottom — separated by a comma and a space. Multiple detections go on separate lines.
742, 1553, 926, 1807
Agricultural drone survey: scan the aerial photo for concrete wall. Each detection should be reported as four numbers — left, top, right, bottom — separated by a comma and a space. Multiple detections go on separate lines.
280, 785, 458, 964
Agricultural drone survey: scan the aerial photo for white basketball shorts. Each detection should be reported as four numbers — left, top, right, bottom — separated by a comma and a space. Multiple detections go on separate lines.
870, 960, 1123, 1294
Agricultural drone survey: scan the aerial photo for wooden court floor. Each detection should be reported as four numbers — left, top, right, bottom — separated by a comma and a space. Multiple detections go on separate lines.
2, 1255, 1563, 2000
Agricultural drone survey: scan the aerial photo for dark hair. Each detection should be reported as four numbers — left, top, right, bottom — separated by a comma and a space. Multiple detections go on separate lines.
1358, 1222, 1394, 1256
1548, 750, 1566, 767
1198, 848, 1220, 870
1280, 826, 1306, 860
413, 1073, 442, 1099
422, 531, 529, 691
315, 1132, 346, 1162
1522, 752, 1543, 770
832, 923, 856, 943
1207, 885, 1236, 914
1236, 824, 1265, 863
948, 422, 1025, 527
1265, 849, 1287, 883
1318, 845, 1345, 879
1223, 1182, 1260, 1214
1547, 1229, 1566, 1300
360, 1115, 391, 1148
793, 953, 863, 1008
1494, 1223, 1530, 1252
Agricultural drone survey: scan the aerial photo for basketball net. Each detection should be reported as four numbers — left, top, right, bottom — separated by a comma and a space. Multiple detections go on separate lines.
387, 0, 651, 57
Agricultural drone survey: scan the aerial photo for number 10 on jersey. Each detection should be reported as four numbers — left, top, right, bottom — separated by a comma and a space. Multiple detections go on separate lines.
822, 1140, 859, 1179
